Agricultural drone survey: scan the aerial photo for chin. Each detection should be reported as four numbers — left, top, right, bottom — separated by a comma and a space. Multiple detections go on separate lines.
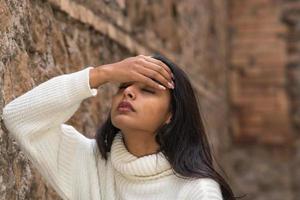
111, 115, 134, 129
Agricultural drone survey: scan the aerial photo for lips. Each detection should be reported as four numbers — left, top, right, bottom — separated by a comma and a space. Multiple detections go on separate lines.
117, 101, 135, 112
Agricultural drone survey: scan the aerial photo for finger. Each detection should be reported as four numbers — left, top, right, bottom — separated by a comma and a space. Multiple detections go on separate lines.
143, 55, 173, 77
138, 58, 173, 84
138, 55, 173, 79
134, 72, 167, 91
136, 65, 173, 89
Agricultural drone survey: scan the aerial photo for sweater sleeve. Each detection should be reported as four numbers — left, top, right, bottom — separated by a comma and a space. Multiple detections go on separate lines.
186, 178, 224, 200
2, 66, 98, 199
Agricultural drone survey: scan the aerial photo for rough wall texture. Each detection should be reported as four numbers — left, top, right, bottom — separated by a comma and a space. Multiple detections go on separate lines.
282, 1, 300, 198
2, 0, 298, 199
0, 0, 132, 199
229, 0, 292, 145
227, 0, 299, 200
0, 0, 229, 199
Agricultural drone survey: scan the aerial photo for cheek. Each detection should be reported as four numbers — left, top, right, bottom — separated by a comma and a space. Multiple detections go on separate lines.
111, 95, 119, 109
145, 104, 161, 115
141, 100, 169, 122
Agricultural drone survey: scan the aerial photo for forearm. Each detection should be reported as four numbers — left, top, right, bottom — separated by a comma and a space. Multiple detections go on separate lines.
3, 67, 97, 137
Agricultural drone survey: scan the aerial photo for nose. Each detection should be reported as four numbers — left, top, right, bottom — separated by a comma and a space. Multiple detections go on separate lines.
123, 86, 135, 99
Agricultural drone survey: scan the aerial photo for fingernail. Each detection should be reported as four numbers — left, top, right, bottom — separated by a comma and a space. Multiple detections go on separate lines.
168, 82, 174, 89
159, 85, 166, 90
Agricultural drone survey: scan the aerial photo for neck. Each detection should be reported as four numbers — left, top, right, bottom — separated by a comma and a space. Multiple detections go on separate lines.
121, 129, 160, 157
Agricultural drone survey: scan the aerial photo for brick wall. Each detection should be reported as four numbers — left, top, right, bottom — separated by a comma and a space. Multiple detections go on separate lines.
282, 1, 300, 198
2, 0, 298, 199
228, 0, 293, 145
226, 0, 299, 199
0, 0, 228, 199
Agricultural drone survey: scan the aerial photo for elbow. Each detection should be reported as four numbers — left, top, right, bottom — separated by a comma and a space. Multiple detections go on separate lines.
2, 101, 20, 136
2, 103, 13, 132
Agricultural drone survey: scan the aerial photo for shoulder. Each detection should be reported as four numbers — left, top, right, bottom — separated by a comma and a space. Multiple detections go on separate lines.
184, 178, 223, 200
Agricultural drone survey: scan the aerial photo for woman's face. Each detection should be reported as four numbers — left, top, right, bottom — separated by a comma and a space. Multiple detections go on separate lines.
111, 81, 172, 133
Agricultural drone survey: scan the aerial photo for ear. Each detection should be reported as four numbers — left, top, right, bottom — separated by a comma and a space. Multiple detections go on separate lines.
165, 112, 172, 124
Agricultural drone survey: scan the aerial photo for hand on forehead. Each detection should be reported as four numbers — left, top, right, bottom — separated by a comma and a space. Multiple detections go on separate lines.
121, 78, 163, 88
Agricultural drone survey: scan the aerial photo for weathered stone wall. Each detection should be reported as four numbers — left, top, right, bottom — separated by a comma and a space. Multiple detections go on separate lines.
229, 0, 292, 145
282, 1, 300, 198
227, 0, 299, 199
0, 0, 229, 199
0, 0, 132, 199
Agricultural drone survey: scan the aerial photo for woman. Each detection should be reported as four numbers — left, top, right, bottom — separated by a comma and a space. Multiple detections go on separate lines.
2, 53, 236, 199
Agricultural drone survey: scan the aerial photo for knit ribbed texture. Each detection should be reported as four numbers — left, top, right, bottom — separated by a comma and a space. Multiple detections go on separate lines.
111, 132, 174, 181
2, 66, 223, 200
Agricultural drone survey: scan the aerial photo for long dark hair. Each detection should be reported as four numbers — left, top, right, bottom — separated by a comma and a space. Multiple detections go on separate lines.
96, 53, 242, 200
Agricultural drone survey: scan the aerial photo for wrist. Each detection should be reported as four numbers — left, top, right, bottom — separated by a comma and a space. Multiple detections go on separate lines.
89, 65, 110, 88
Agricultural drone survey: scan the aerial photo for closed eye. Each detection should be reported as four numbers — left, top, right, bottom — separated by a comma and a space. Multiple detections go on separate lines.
118, 85, 155, 94
118, 85, 126, 89
142, 88, 155, 94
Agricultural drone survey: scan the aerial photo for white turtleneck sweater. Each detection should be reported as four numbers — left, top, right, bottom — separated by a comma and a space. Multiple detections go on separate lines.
2, 66, 223, 200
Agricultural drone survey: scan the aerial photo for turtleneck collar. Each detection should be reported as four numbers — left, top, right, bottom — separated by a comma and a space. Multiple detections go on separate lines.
110, 131, 174, 181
